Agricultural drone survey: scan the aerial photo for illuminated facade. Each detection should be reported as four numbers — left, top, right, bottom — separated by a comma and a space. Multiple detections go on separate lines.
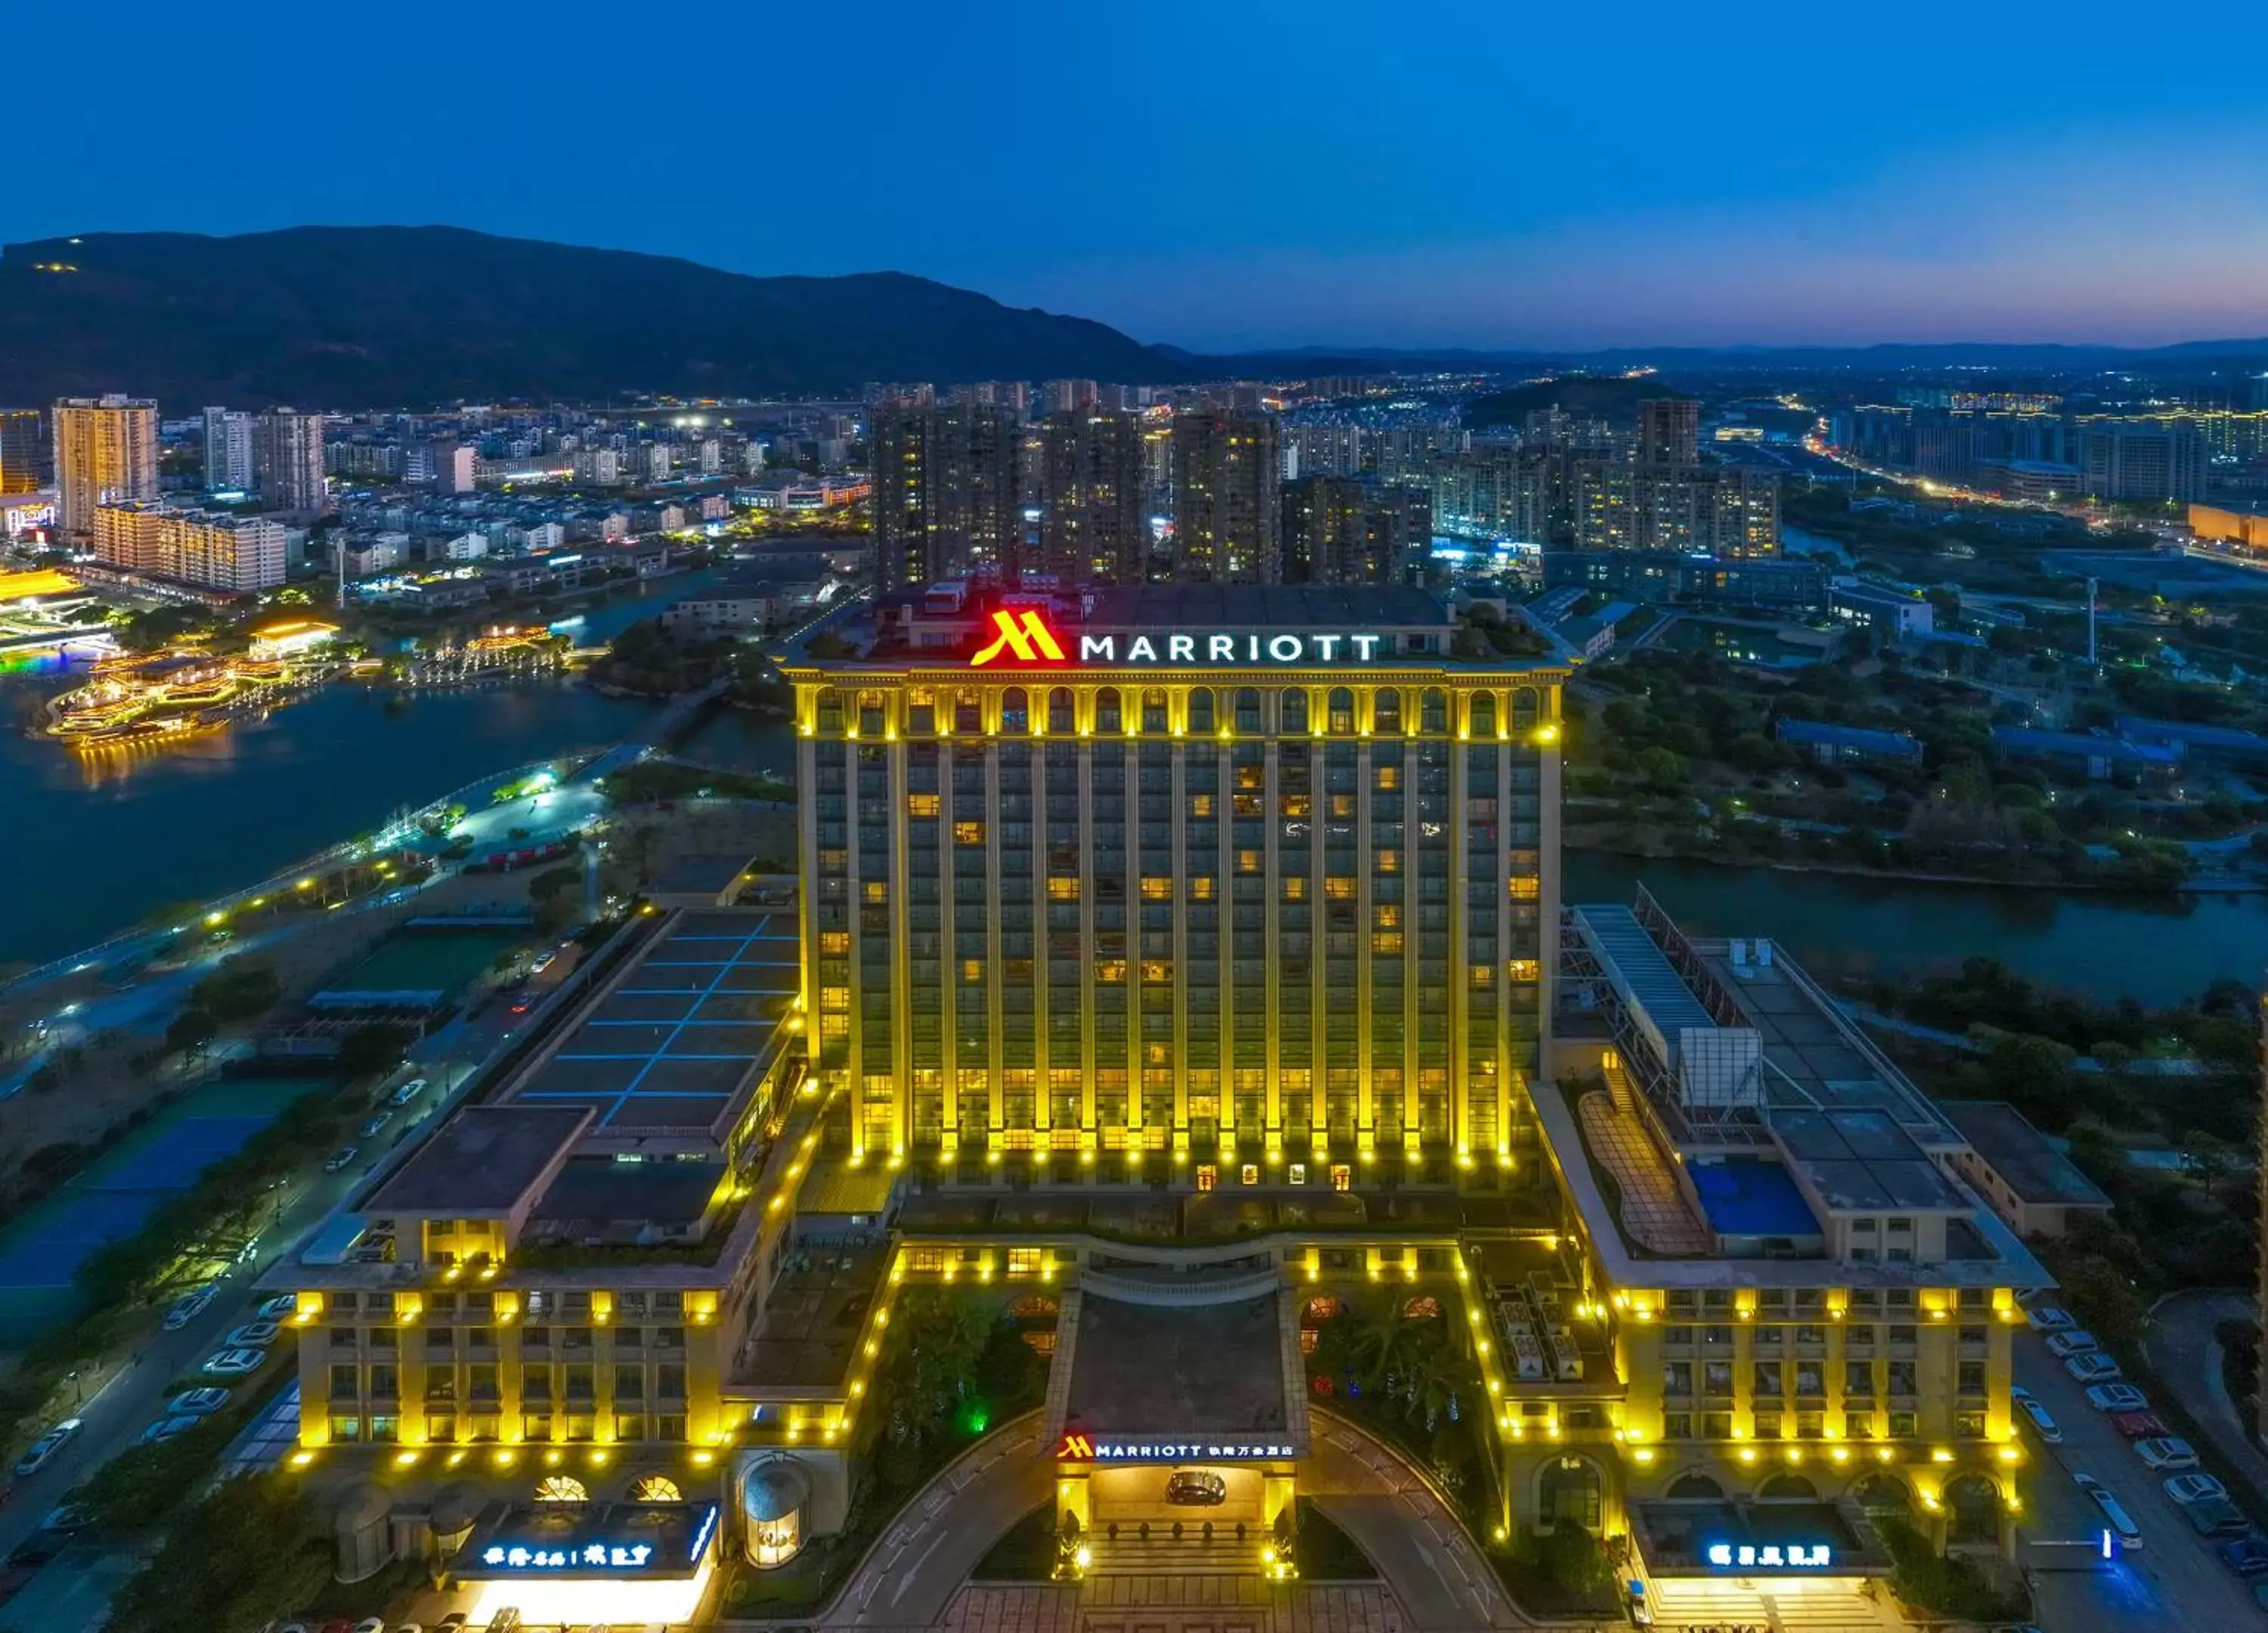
0, 409, 42, 496
91, 500, 288, 591
783, 584, 1566, 1176
53, 394, 157, 535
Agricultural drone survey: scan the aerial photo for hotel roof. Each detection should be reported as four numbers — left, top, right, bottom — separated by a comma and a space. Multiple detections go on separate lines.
367, 1105, 591, 1214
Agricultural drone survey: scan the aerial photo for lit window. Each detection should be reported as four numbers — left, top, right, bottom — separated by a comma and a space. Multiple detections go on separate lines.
1509, 876, 1540, 900
1240, 1164, 1260, 1185
1470, 964, 1494, 987
1375, 850, 1400, 874
962, 959, 984, 981
1098, 961, 1126, 984
1048, 877, 1080, 900
820, 987, 849, 1012
1142, 960, 1173, 984
1507, 959, 1540, 984
1288, 1164, 1308, 1185
1283, 877, 1306, 900
1330, 1164, 1352, 1191
908, 792, 940, 818
1188, 877, 1216, 901
863, 882, 888, 903
1375, 905, 1400, 928
1196, 1164, 1217, 1193
1324, 878, 1356, 900
1372, 933, 1403, 954
1190, 793, 1214, 817
1141, 877, 1172, 900
953, 821, 984, 845
1280, 794, 1312, 818
819, 931, 850, 955
1377, 765, 1400, 791
1236, 849, 1262, 875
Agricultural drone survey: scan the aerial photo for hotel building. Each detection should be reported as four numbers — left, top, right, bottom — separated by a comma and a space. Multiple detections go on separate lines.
266, 586, 2047, 1630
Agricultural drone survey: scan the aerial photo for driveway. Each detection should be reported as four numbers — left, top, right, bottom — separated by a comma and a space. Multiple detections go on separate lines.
2144, 1289, 2268, 1495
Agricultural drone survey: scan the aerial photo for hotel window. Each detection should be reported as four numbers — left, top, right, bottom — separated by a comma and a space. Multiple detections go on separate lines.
820, 930, 850, 954
1196, 1164, 1216, 1192
1188, 688, 1214, 733
1469, 694, 1497, 736
1887, 1411, 1917, 1439
863, 881, 888, 903
1324, 878, 1355, 900
1282, 876, 1306, 900
1096, 688, 1122, 733
1048, 877, 1080, 900
1239, 1164, 1259, 1185
1142, 688, 1168, 733
1376, 762, 1401, 791
1420, 689, 1448, 734
1189, 876, 1216, 901
1002, 687, 1029, 733
1097, 960, 1126, 984
954, 820, 984, 845
1372, 689, 1400, 734
1236, 849, 1262, 875
1328, 688, 1356, 734
1330, 1164, 1352, 1191
953, 689, 982, 733
908, 689, 936, 733
1047, 686, 1075, 733
1190, 792, 1215, 817
1663, 1412, 1693, 1441
1141, 877, 1172, 900
1372, 931, 1403, 954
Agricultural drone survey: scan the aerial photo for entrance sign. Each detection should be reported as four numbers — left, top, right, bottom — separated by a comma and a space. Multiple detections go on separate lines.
1704, 1542, 1833, 1569
972, 609, 1066, 666
1055, 1436, 1296, 1461
968, 615, 1388, 669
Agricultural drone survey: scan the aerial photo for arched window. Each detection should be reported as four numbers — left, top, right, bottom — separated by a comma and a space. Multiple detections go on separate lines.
535, 1475, 590, 1504
1851, 1473, 1912, 1517
953, 689, 982, 734
1538, 1457, 1603, 1533
631, 1475, 683, 1503
1512, 686, 1541, 734
816, 687, 843, 733
1372, 688, 1401, 735
1420, 689, 1448, 734
907, 687, 937, 735
1281, 689, 1309, 734
857, 690, 885, 737
1047, 686, 1075, 734
1468, 693, 1496, 738
1000, 686, 1029, 733
1944, 1473, 2003, 1545
1665, 1474, 1724, 1501
1757, 1473, 1817, 1501
1188, 688, 1215, 734
1303, 1295, 1342, 1322
1095, 687, 1122, 733
1142, 687, 1169, 734
1235, 688, 1263, 733
1328, 687, 1355, 734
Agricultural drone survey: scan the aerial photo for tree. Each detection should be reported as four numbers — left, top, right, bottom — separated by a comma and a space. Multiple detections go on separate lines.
165, 1006, 218, 1061
101, 1473, 333, 1633
335, 1022, 414, 1082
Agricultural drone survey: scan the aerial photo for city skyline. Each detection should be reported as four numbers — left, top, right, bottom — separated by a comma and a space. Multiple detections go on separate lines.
10, 2, 2266, 353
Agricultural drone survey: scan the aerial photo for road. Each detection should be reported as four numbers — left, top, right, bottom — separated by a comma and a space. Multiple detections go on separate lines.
2146, 1291, 2268, 1496
2015, 1325, 2264, 1630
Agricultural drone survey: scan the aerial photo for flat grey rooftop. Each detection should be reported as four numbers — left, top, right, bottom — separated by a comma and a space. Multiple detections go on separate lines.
1075, 584, 1451, 632
367, 1105, 590, 1215
1773, 1107, 1963, 1212
499, 910, 797, 1142
1938, 1101, 2112, 1208
527, 1157, 724, 1235
1062, 1291, 1289, 1439
649, 854, 757, 898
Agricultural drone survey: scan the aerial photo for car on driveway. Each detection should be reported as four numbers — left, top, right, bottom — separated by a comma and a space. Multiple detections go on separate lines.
256, 1293, 299, 1321
2188, 1497, 2252, 1539
2087, 1383, 2150, 1413
2136, 1437, 2198, 1470
2044, 1330, 2099, 1358
2221, 1535, 2268, 1577
162, 1285, 218, 1331
13, 1420, 80, 1477
166, 1387, 231, 1416
324, 1147, 359, 1173
2065, 1353, 2123, 1384
223, 1320, 280, 1347
2076, 1473, 2144, 1548
39, 1502, 88, 1533
2025, 1305, 2074, 1332
387, 1078, 428, 1107
138, 1415, 201, 1445
359, 1113, 392, 1139
2010, 1387, 2061, 1443
1164, 1470, 1228, 1505
201, 1348, 265, 1377
2167, 1473, 2231, 1506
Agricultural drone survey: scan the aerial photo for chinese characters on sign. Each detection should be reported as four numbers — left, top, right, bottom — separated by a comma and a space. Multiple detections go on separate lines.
1704, 1542, 1833, 1569
1054, 1434, 1297, 1461
481, 1542, 654, 1570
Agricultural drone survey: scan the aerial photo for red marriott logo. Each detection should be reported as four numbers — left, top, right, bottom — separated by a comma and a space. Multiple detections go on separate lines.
971, 609, 1066, 667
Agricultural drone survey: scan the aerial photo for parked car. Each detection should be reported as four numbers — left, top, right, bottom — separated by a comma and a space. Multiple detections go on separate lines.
2186, 1497, 2251, 1539
358, 1113, 392, 1139
2220, 1535, 2268, 1577
223, 1320, 280, 1347
433, 1616, 469, 1633
2135, 1437, 2198, 1470
2045, 1330, 2100, 1359
162, 1285, 218, 1331
351, 1619, 388, 1633
2025, 1305, 2075, 1332
2111, 1411, 2171, 1440
388, 1079, 427, 1107
138, 1415, 200, 1446
2076, 1474, 2144, 1549
201, 1348, 265, 1377
2253, 1580, 2268, 1612
2065, 1353, 2123, 1384
2088, 1383, 2149, 1413
256, 1293, 299, 1321
2167, 1473, 2232, 1506
39, 1502, 88, 1533
166, 1387, 231, 1416
2010, 1387, 2060, 1444
1163, 1470, 1227, 1506
324, 1147, 360, 1173
12, 1420, 80, 1477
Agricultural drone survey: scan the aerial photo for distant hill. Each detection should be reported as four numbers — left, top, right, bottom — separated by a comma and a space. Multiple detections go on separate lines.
1461, 376, 1693, 429
0, 227, 1188, 407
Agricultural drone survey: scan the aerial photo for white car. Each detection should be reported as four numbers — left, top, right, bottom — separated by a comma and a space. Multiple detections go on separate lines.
166, 1387, 231, 1416
359, 1113, 392, 1139
162, 1285, 218, 1331
2135, 1436, 2198, 1470
2165, 1473, 2229, 1506
2088, 1383, 2150, 1412
388, 1078, 428, 1107
2043, 1330, 2099, 1358
2025, 1304, 2075, 1332
2077, 1474, 2144, 1548
352, 1619, 388, 1633
139, 1415, 201, 1445
324, 1147, 359, 1173
255, 1293, 299, 1320
223, 1320, 280, 1347
2065, 1352, 2123, 1384
201, 1347, 265, 1377
13, 1418, 82, 1477
2011, 1386, 2061, 1444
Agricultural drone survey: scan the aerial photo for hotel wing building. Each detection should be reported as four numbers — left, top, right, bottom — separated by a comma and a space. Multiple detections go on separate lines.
782, 584, 1568, 1177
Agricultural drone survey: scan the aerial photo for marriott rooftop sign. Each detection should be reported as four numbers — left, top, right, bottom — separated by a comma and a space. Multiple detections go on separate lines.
972, 609, 1389, 668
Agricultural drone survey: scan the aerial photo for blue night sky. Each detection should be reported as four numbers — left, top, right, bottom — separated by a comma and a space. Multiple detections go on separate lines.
16, 0, 2266, 350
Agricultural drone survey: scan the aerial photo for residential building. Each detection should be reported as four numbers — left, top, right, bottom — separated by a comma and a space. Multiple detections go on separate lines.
91, 500, 287, 591
869, 403, 1024, 590
1541, 550, 1827, 612
1043, 380, 1098, 414
0, 410, 42, 495
1774, 718, 1923, 767
255, 408, 332, 516
1829, 581, 1933, 639
203, 406, 254, 491
1169, 411, 1281, 582
54, 395, 159, 536
1036, 410, 1146, 584
1635, 398, 1700, 468
1937, 1102, 2113, 1240
1283, 425, 1365, 481
1281, 475, 1430, 585
2075, 420, 2208, 505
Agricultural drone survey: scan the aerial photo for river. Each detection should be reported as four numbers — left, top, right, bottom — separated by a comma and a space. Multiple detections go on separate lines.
5, 647, 2265, 999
